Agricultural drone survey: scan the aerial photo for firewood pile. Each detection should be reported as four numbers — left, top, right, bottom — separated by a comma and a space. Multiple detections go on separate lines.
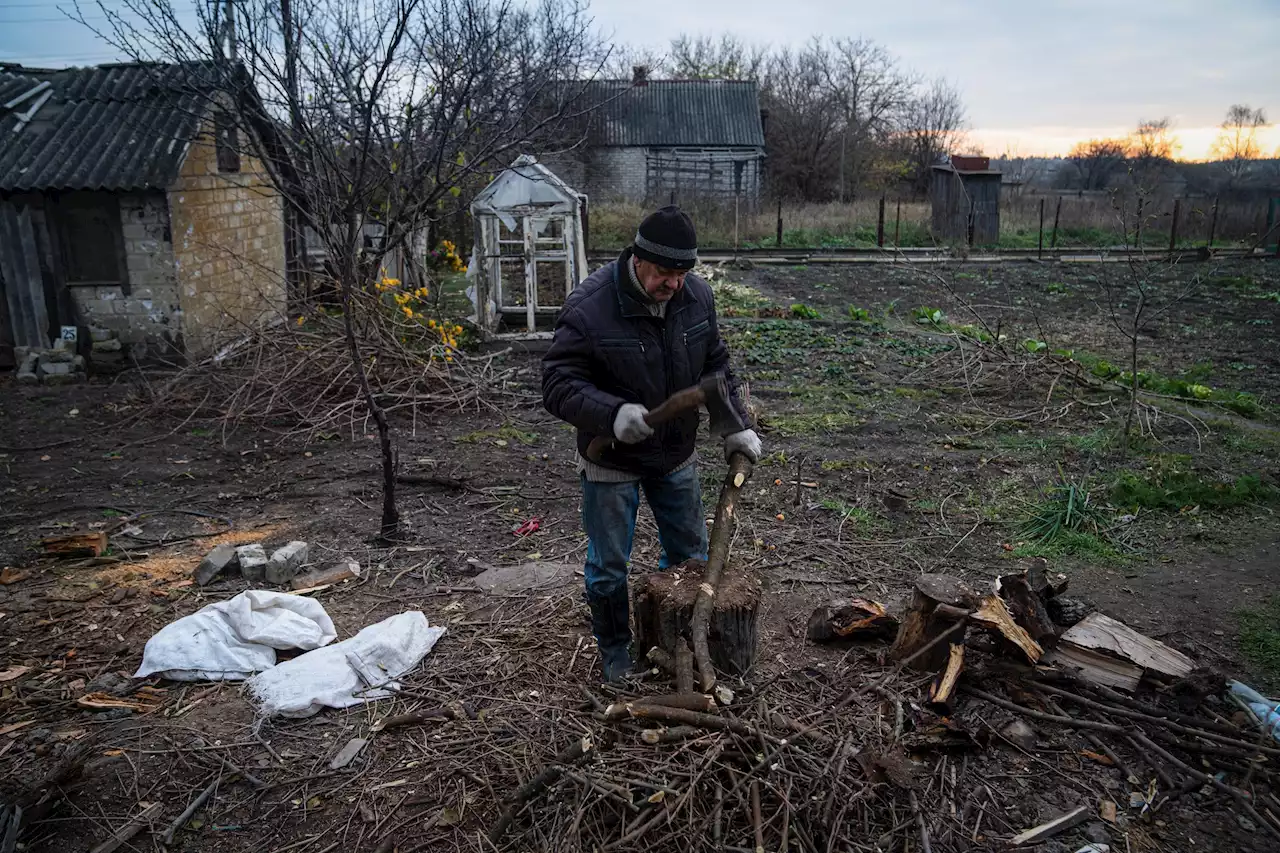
475, 559, 1280, 852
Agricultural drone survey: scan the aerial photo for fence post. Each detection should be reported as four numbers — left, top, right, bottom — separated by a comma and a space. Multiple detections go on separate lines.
670, 190, 676, 206
776, 198, 783, 248
894, 199, 901, 249
580, 197, 590, 255
876, 195, 886, 248
1207, 196, 1219, 248
1168, 198, 1181, 255
1135, 197, 1144, 247
1038, 197, 1045, 260
1050, 196, 1062, 250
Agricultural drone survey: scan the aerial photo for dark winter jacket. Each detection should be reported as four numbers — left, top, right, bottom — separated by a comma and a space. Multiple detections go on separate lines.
542, 248, 742, 478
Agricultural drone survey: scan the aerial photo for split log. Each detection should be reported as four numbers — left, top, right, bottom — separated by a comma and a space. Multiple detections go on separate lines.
675, 640, 695, 694
1009, 806, 1088, 846
970, 595, 1044, 663
690, 453, 754, 691
42, 531, 107, 559
633, 561, 761, 681
888, 575, 976, 670
806, 598, 898, 643
997, 571, 1057, 644
1043, 612, 1193, 691
926, 643, 965, 714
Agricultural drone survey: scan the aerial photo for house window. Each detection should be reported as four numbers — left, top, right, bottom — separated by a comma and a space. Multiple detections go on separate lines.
215, 110, 241, 173
55, 193, 129, 290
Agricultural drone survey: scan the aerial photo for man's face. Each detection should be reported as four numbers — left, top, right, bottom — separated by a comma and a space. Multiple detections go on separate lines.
634, 258, 687, 303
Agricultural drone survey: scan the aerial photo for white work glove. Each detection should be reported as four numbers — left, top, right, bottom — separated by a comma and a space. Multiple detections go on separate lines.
613, 404, 654, 444
724, 429, 762, 462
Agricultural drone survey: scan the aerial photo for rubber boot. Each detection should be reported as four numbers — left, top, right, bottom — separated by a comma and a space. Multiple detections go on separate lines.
587, 586, 633, 682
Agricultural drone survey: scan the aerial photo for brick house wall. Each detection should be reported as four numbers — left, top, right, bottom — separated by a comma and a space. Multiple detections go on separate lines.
167, 118, 287, 355
68, 192, 184, 358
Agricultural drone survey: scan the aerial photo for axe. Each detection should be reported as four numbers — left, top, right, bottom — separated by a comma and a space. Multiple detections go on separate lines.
585, 372, 744, 463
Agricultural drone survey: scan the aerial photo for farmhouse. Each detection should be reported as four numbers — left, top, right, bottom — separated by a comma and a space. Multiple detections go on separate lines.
0, 62, 286, 369
547, 70, 767, 206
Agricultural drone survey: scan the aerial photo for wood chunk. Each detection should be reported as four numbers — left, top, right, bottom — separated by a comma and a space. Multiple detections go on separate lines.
1009, 805, 1088, 845
970, 594, 1044, 663
1044, 612, 1193, 690
291, 559, 361, 591
806, 598, 898, 643
889, 575, 976, 671
997, 571, 1058, 644
926, 643, 965, 714
675, 640, 695, 694
41, 531, 107, 558
1042, 645, 1144, 692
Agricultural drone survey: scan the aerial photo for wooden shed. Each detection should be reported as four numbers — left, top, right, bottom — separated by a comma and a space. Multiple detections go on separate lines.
930, 155, 1002, 245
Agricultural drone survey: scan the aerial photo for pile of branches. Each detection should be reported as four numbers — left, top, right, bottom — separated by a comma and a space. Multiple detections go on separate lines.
133, 290, 527, 441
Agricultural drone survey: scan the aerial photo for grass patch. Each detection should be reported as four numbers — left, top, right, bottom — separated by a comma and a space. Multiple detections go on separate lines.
820, 459, 853, 471
1110, 469, 1277, 511
1238, 597, 1280, 688
1020, 475, 1109, 545
764, 411, 860, 437
710, 279, 775, 316
1078, 354, 1266, 418
456, 425, 539, 446
1011, 531, 1124, 563
818, 498, 888, 535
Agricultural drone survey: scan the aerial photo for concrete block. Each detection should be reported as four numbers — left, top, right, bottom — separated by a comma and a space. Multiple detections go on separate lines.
13, 346, 30, 365
17, 353, 38, 384
237, 544, 268, 583
194, 542, 237, 585
39, 360, 73, 376
93, 337, 123, 353
266, 541, 309, 585
72, 355, 86, 371
89, 327, 115, 343
42, 372, 78, 386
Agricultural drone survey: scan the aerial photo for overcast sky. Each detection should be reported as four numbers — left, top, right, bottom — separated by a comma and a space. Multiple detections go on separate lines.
2, 0, 1277, 158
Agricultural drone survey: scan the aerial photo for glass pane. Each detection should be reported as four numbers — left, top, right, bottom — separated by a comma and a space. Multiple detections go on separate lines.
535, 261, 568, 308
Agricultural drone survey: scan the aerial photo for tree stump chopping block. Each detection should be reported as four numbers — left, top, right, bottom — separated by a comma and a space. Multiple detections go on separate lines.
888, 574, 978, 671
633, 559, 761, 677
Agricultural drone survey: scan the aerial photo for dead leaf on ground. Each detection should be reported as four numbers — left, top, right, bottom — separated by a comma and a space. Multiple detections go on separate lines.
0, 568, 30, 585
0, 666, 32, 682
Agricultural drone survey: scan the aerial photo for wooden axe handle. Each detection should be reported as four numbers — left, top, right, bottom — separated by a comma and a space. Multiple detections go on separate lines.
584, 385, 708, 463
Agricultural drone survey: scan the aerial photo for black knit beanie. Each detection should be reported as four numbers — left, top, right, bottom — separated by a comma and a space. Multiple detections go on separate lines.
632, 205, 698, 270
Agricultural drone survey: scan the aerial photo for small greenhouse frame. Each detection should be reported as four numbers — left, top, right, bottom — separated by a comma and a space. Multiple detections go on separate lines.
469, 156, 589, 338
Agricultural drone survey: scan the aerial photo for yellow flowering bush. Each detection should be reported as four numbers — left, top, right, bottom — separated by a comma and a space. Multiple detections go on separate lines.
376, 270, 466, 362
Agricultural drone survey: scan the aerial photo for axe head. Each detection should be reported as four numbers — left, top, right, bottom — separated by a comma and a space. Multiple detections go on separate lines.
700, 372, 747, 437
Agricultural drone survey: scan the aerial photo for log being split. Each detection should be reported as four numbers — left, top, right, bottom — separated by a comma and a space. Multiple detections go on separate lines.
675, 640, 695, 694
691, 452, 754, 692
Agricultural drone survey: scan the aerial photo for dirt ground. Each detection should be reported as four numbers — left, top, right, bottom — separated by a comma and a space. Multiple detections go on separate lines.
2, 256, 1280, 852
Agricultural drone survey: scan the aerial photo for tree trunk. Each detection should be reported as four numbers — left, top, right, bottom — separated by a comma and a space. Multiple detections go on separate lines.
339, 269, 399, 541
633, 560, 760, 678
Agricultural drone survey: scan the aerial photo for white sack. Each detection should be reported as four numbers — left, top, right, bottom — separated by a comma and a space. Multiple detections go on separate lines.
134, 590, 337, 682
248, 611, 445, 718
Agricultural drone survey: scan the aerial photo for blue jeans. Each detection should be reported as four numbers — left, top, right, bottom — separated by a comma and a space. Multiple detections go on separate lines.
581, 464, 708, 599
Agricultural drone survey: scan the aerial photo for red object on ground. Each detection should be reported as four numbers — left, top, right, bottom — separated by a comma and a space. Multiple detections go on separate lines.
513, 518, 541, 536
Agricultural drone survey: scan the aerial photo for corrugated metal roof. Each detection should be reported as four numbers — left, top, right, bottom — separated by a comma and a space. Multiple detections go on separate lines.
0, 62, 219, 192
571, 80, 765, 148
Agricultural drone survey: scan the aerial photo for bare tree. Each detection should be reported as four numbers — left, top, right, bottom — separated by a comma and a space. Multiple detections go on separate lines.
83, 0, 601, 541
899, 77, 966, 195
600, 42, 668, 79
667, 33, 767, 80
1129, 117, 1177, 192
1066, 138, 1130, 192
1211, 104, 1270, 188
758, 42, 842, 201
824, 37, 916, 201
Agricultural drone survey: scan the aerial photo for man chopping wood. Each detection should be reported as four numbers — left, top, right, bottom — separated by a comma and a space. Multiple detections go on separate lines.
542, 205, 762, 681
